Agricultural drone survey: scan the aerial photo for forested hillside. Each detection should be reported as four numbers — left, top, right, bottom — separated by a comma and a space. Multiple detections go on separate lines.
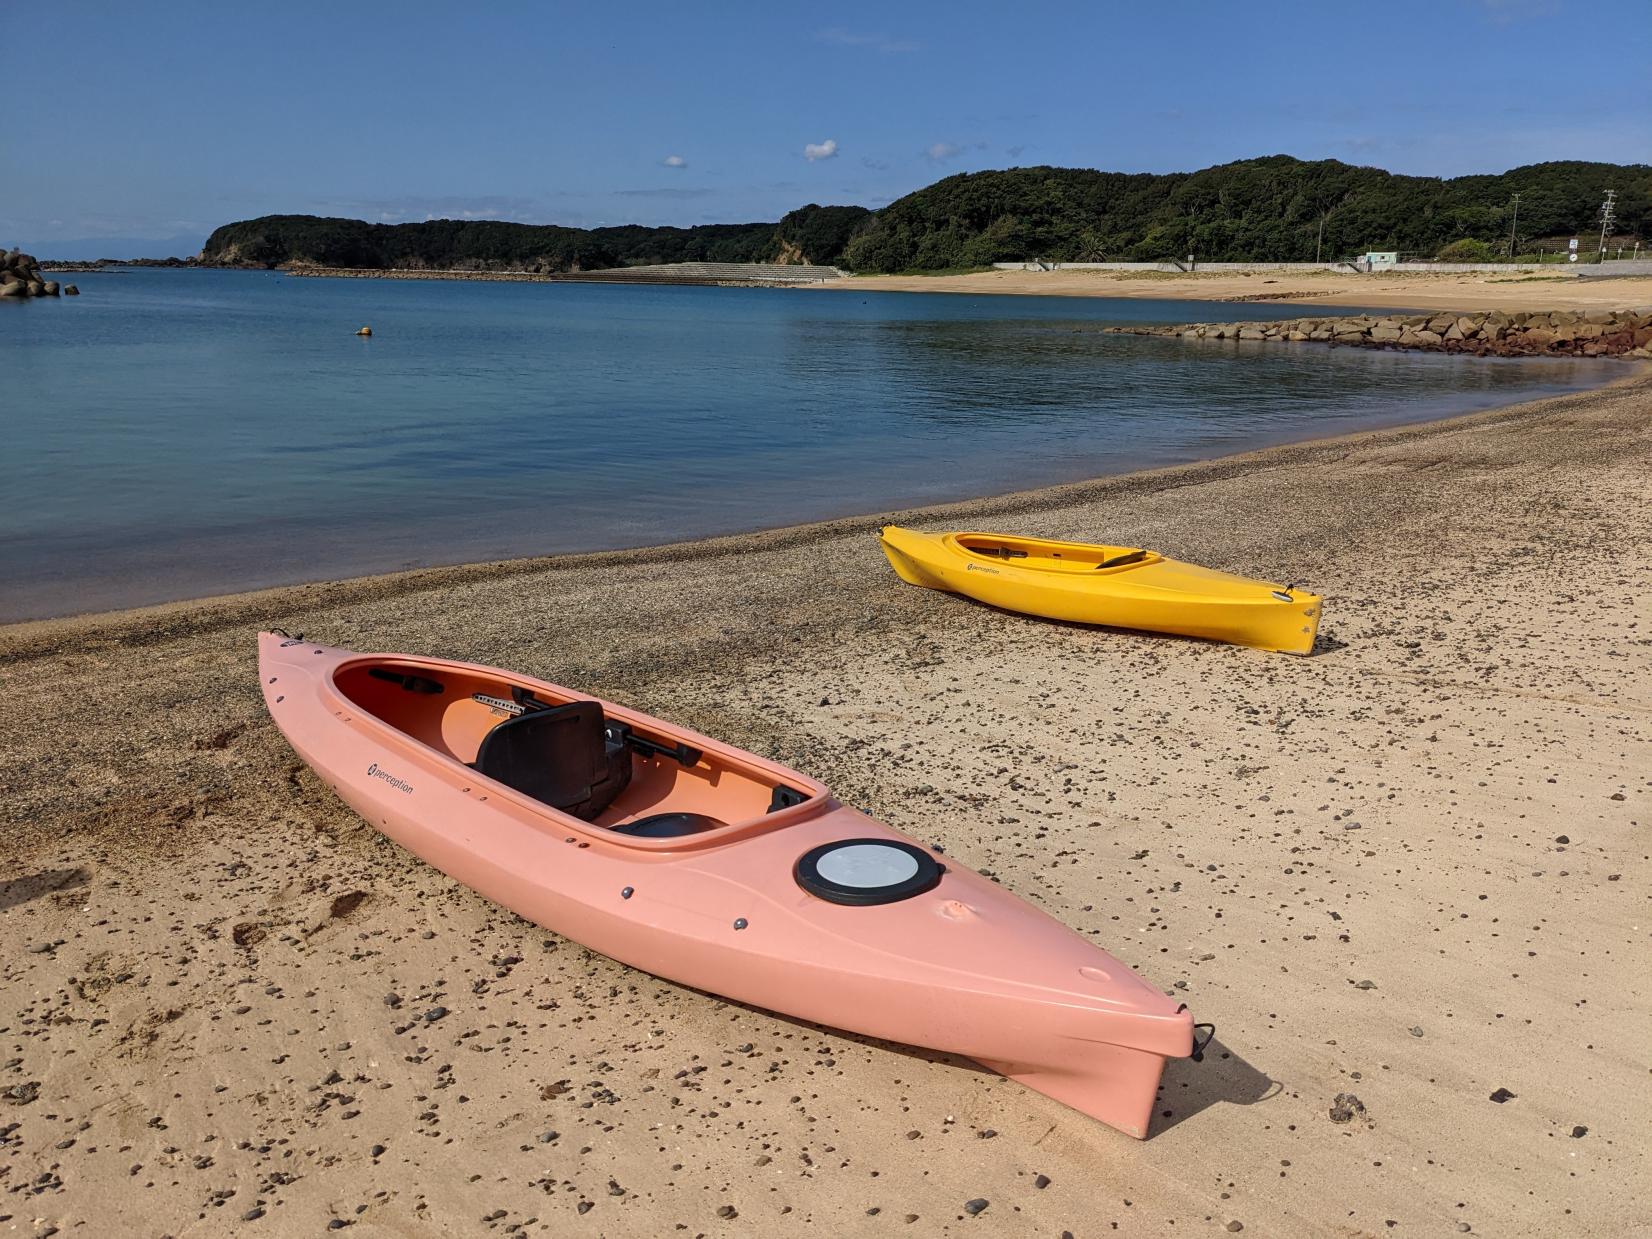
843, 157, 1649, 270
200, 157, 1646, 273
201, 205, 869, 272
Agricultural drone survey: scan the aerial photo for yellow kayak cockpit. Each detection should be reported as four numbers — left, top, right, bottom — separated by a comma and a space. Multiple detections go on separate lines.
952, 534, 1165, 575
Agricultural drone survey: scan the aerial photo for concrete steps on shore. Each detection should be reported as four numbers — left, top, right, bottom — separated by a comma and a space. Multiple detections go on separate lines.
549, 262, 843, 286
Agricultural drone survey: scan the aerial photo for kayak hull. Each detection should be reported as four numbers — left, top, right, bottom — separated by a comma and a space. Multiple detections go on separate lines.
259, 633, 1197, 1138
881, 525, 1322, 654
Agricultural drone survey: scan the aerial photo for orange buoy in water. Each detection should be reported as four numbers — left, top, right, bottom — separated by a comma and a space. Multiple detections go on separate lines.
356, 326, 372, 336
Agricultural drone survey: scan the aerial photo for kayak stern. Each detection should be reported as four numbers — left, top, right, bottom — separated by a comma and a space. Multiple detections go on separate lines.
879, 525, 951, 591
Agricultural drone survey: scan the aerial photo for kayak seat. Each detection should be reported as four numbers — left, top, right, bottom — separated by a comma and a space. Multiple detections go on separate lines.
474, 700, 632, 820
610, 811, 724, 839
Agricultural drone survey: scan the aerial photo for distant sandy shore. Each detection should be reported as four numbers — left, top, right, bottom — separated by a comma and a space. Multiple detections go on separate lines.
2, 373, 1647, 1235
818, 267, 1652, 312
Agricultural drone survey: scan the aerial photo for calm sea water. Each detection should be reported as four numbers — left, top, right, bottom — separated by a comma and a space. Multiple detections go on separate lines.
1, 269, 1600, 621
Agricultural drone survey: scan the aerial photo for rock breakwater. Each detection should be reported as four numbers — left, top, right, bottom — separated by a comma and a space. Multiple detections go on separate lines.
0, 249, 70, 299
1108, 309, 1652, 359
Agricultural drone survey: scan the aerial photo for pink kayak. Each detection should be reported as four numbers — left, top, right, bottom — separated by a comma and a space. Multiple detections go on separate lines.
258, 631, 1207, 1138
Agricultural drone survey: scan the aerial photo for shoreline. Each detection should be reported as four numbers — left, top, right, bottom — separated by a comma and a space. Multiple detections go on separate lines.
816, 267, 1652, 312
69, 263, 1652, 312
6, 364, 1643, 652
1, 369, 1646, 1234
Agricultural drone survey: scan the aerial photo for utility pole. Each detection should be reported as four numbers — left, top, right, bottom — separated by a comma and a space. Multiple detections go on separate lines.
1597, 188, 1617, 260
1316, 213, 1326, 263
1507, 192, 1520, 259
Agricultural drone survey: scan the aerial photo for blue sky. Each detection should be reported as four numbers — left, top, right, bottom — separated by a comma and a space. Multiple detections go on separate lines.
8, 0, 1649, 256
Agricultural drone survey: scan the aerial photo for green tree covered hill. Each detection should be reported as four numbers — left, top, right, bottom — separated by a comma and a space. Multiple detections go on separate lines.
201, 205, 870, 271
200, 157, 1647, 273
845, 157, 1649, 270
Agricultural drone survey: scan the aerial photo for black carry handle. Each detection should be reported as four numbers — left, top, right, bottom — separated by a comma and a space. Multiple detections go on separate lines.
1191, 1023, 1216, 1063
369, 667, 445, 694
626, 731, 703, 769
1095, 549, 1150, 571
767, 784, 809, 814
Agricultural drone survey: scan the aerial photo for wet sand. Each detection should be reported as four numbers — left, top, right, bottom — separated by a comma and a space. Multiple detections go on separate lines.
2, 372, 1648, 1235
820, 267, 1652, 313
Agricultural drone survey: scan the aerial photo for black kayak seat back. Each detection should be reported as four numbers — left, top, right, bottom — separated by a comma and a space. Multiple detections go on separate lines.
473, 700, 631, 820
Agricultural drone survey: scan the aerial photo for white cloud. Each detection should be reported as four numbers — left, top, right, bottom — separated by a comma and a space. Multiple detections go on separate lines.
926, 141, 962, 162
815, 27, 919, 53
804, 139, 839, 162
662, 154, 687, 168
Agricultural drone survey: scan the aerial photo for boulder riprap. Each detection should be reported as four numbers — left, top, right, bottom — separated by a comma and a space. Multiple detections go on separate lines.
1109, 308, 1652, 359
0, 249, 67, 298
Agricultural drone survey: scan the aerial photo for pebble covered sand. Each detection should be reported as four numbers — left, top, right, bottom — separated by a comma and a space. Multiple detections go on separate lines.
1, 372, 1647, 1235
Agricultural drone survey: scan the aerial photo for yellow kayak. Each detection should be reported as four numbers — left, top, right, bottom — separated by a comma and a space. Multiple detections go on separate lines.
879, 526, 1322, 654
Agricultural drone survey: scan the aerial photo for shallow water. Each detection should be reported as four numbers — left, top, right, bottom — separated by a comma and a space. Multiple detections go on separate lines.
1, 269, 1601, 621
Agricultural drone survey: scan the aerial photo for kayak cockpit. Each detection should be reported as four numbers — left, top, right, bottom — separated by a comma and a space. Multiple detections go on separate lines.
332, 658, 816, 840
951, 533, 1163, 575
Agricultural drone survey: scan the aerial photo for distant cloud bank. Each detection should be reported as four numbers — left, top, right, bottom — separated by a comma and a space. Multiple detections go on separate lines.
804, 139, 839, 162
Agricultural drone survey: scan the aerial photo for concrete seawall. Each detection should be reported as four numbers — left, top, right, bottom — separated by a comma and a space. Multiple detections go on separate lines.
993, 259, 1652, 277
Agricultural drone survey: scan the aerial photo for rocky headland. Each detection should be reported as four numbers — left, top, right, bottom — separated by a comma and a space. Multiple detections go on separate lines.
1108, 308, 1652, 359
40, 256, 199, 273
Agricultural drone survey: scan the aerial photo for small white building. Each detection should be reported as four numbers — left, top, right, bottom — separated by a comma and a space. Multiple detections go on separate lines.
1360, 251, 1399, 268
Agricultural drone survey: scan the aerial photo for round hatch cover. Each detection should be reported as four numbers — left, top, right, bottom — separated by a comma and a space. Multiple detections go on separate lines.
794, 838, 943, 906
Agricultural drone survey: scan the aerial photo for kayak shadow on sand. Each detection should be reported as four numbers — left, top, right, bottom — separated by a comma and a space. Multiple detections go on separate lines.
0, 866, 90, 913
1151, 1038, 1279, 1135
948, 597, 1344, 658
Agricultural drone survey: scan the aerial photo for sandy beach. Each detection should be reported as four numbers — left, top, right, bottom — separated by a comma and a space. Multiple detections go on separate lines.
2, 371, 1647, 1236
821, 267, 1652, 313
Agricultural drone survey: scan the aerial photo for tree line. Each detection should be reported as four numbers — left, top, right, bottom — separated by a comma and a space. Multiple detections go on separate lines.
844, 157, 1648, 270
200, 157, 1647, 273
201, 205, 871, 272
